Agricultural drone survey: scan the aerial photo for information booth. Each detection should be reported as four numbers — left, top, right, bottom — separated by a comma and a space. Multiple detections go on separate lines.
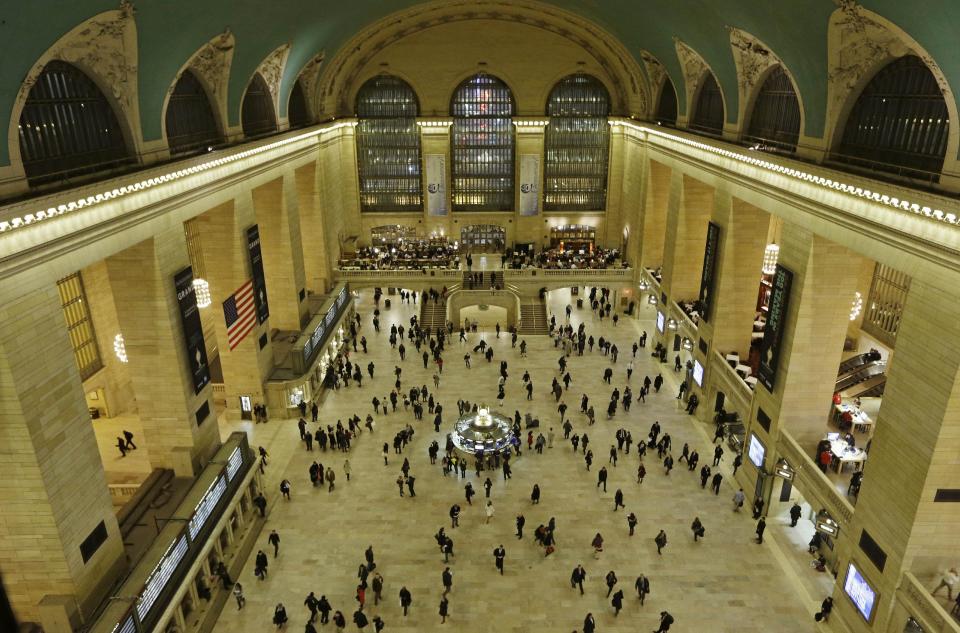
461, 224, 505, 250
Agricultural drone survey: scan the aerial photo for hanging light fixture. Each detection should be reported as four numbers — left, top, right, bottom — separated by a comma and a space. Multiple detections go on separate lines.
762, 243, 780, 275
193, 278, 212, 308
850, 292, 863, 321
113, 333, 128, 363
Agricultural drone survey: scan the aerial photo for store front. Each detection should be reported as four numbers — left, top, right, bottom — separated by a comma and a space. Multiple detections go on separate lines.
461, 224, 505, 251
550, 224, 596, 253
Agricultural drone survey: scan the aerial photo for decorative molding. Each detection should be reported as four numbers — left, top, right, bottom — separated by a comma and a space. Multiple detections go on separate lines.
189, 30, 235, 97
727, 27, 779, 95
639, 50, 667, 97
673, 38, 709, 108
257, 43, 292, 104
295, 50, 326, 115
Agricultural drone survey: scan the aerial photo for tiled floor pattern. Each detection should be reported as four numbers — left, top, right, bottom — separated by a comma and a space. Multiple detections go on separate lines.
198, 289, 822, 633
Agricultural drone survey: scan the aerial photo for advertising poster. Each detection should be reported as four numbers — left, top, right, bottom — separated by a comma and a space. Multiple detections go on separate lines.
758, 264, 793, 391
246, 224, 269, 324
174, 266, 210, 394
519, 154, 540, 216
425, 154, 448, 216
697, 222, 720, 322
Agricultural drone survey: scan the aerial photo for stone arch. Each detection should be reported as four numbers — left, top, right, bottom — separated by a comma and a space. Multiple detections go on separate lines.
824, 3, 959, 166
673, 38, 722, 124
246, 43, 291, 126
7, 5, 141, 182
447, 289, 521, 328
291, 50, 326, 121
317, 0, 647, 118
347, 68, 425, 117
535, 69, 617, 116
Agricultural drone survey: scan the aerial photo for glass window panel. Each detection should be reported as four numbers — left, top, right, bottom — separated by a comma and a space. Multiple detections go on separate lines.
165, 70, 222, 155
451, 74, 515, 211
690, 72, 725, 136
833, 55, 948, 182
287, 80, 311, 129
655, 78, 678, 126
355, 75, 423, 212
18, 61, 132, 186
56, 273, 102, 380
745, 66, 800, 154
241, 73, 277, 138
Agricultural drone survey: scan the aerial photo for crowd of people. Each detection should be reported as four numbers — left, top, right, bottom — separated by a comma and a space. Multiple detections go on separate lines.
228, 283, 826, 633
502, 247, 625, 270
340, 242, 460, 270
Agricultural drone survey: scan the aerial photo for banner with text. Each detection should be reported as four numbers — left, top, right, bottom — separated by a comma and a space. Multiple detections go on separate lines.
697, 221, 721, 322
757, 264, 794, 392
425, 154, 448, 216
519, 154, 540, 216
174, 266, 211, 394
246, 224, 269, 324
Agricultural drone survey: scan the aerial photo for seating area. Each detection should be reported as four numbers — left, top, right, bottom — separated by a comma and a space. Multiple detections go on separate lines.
506, 246, 625, 270
339, 241, 460, 270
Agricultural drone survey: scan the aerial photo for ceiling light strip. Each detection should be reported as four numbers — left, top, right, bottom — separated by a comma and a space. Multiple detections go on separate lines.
0, 121, 358, 234
608, 119, 959, 227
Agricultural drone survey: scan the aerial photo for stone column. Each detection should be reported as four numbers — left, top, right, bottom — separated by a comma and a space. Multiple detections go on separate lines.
295, 161, 333, 294
740, 223, 864, 496
196, 198, 275, 419
513, 119, 547, 247
252, 174, 309, 331
106, 226, 221, 472
0, 285, 125, 627
834, 278, 960, 632
659, 174, 713, 303
607, 127, 645, 267
640, 160, 671, 270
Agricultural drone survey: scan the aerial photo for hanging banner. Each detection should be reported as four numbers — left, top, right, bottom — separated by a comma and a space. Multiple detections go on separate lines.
758, 264, 794, 392
246, 224, 269, 324
519, 154, 540, 216
697, 222, 721, 322
174, 266, 211, 394
425, 154, 448, 216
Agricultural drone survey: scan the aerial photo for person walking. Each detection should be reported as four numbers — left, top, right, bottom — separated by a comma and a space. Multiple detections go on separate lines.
273, 603, 288, 629
352, 609, 368, 630
605, 570, 618, 597
399, 587, 412, 616
255, 550, 269, 580
635, 574, 650, 604
484, 477, 493, 498
733, 488, 746, 511
627, 512, 638, 536
597, 466, 608, 492
531, 483, 541, 504
654, 610, 675, 632
233, 583, 245, 609
317, 596, 331, 624
755, 516, 767, 544
485, 500, 495, 524
612, 589, 624, 616
711, 472, 723, 495
332, 611, 345, 632
268, 529, 281, 557
439, 596, 449, 624
344, 459, 351, 482
571, 564, 587, 594
691, 517, 705, 542
516, 514, 525, 539
654, 530, 667, 555
637, 461, 646, 484
493, 544, 506, 575
583, 613, 596, 633
441, 567, 453, 596
789, 502, 802, 527
613, 488, 625, 511
371, 573, 384, 605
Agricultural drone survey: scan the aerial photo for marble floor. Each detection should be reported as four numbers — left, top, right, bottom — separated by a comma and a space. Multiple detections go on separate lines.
198, 288, 822, 633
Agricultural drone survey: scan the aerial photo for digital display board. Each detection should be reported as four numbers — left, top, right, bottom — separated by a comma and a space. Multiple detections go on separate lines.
692, 360, 704, 387
137, 534, 189, 620
656, 311, 665, 334
188, 475, 227, 540
303, 286, 349, 366
226, 446, 244, 481
844, 563, 877, 622
748, 433, 766, 469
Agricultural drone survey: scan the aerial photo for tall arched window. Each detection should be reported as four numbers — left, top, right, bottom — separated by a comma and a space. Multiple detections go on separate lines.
544, 74, 610, 211
834, 55, 949, 181
165, 70, 222, 155
288, 80, 311, 129
18, 60, 132, 185
355, 75, 423, 212
689, 72, 725, 135
655, 78, 678, 127
241, 73, 277, 138
451, 74, 515, 211
745, 66, 800, 153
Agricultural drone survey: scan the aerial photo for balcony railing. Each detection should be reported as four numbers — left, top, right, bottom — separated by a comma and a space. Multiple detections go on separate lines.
777, 429, 855, 524
899, 571, 960, 633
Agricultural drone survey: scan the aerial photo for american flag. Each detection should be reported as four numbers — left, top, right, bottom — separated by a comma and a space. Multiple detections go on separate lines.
223, 279, 256, 350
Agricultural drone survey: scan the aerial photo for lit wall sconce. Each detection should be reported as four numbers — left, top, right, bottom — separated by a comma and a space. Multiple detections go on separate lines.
774, 458, 795, 481
667, 318, 678, 330
681, 337, 694, 350
815, 509, 839, 537
647, 294, 658, 305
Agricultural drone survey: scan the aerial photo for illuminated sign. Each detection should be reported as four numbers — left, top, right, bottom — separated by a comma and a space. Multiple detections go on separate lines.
748, 434, 766, 469
656, 311, 665, 333
692, 360, 704, 387
844, 563, 877, 622
188, 476, 227, 540
137, 535, 189, 620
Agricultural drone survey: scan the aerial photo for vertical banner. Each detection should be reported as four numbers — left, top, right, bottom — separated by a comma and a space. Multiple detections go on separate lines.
425, 154, 448, 216
246, 224, 269, 324
519, 154, 540, 216
174, 267, 211, 394
758, 264, 794, 391
697, 221, 721, 322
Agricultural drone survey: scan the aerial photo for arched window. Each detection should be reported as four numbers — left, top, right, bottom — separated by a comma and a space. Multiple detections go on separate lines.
544, 74, 610, 211
165, 70, 222, 155
689, 72, 725, 135
355, 75, 422, 212
451, 74, 515, 211
745, 66, 800, 153
288, 80, 311, 129
18, 60, 132, 185
241, 73, 277, 138
655, 78, 678, 127
834, 55, 949, 181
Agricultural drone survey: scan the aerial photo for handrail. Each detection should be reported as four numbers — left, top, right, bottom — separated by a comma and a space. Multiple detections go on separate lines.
899, 571, 960, 633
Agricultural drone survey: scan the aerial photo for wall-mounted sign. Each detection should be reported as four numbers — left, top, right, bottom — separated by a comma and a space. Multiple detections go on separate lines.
174, 267, 211, 394
692, 359, 705, 387
425, 154, 448, 216
656, 311, 665, 334
519, 154, 540, 216
697, 222, 720, 322
758, 264, 793, 391
246, 225, 269, 325
748, 433, 766, 469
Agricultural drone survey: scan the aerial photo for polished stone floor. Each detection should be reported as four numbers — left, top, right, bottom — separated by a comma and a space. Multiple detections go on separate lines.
201, 288, 822, 633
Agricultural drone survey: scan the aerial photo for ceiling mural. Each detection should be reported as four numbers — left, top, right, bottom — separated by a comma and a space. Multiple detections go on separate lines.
0, 0, 957, 166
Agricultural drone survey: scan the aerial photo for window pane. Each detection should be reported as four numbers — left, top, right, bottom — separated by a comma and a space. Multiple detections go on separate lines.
745, 66, 800, 154
166, 70, 222, 155
451, 74, 515, 211
544, 74, 610, 211
690, 73, 725, 135
241, 73, 277, 138
56, 273, 102, 380
655, 78, 678, 127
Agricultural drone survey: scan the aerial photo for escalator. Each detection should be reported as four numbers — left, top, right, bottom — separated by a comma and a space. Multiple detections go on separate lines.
836, 349, 886, 397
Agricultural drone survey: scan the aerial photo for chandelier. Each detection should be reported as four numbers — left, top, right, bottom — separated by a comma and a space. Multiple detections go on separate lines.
850, 292, 863, 321
113, 333, 128, 363
193, 278, 212, 308
762, 244, 780, 275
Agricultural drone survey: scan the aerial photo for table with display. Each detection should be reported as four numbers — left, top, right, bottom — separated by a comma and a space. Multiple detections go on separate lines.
833, 403, 873, 433
830, 439, 867, 473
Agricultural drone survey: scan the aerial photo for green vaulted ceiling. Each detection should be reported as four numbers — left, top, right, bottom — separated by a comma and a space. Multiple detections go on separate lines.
1, 0, 958, 166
